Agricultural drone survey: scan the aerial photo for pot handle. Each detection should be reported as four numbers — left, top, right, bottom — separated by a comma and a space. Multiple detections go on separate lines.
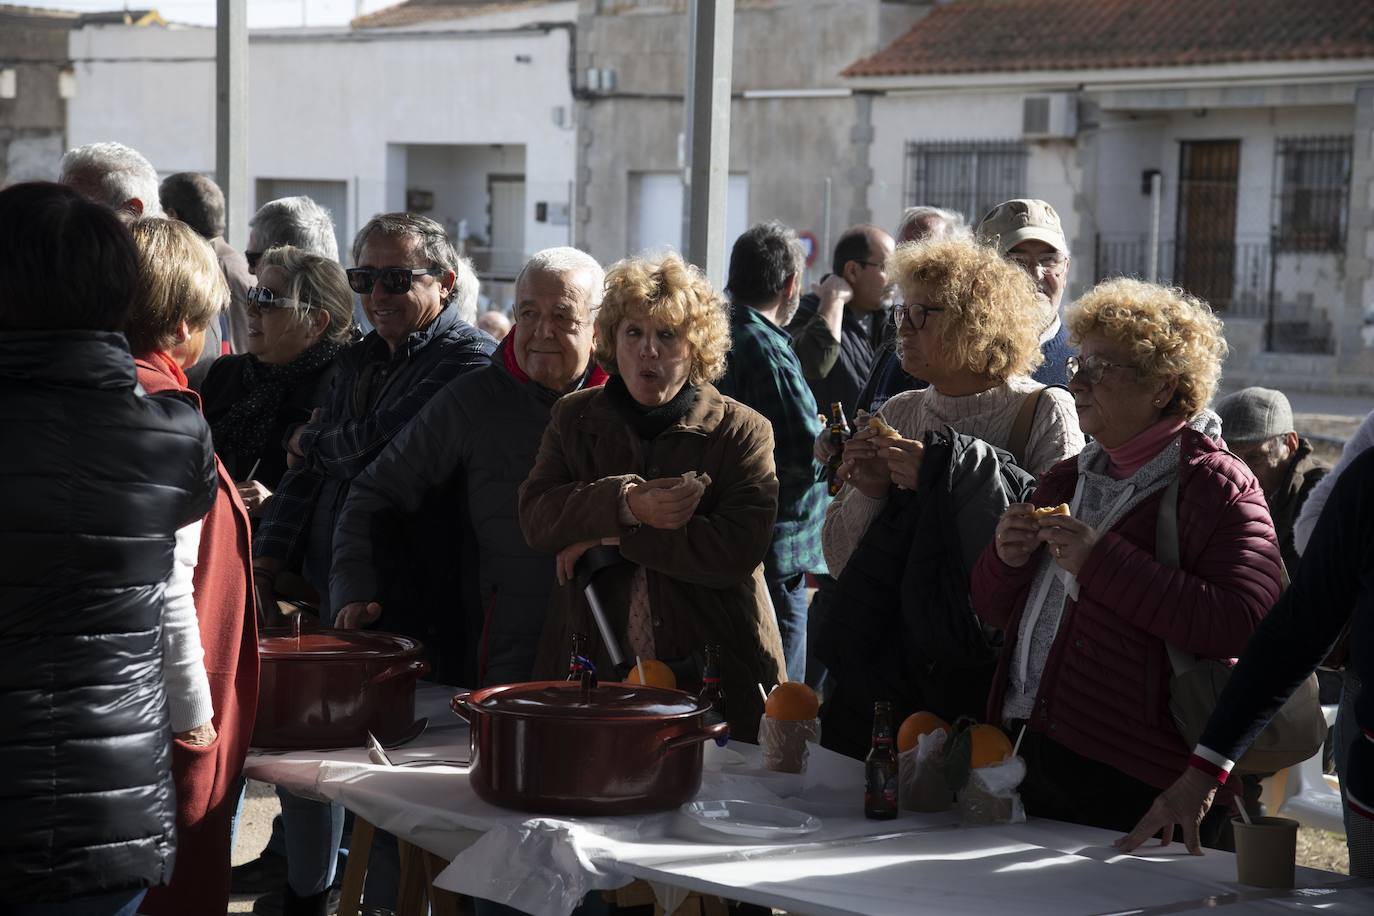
364, 657, 430, 690
449, 691, 473, 723
661, 720, 730, 754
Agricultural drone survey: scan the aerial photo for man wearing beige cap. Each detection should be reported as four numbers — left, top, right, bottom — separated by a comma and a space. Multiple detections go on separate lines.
1216, 386, 1328, 573
975, 198, 1074, 385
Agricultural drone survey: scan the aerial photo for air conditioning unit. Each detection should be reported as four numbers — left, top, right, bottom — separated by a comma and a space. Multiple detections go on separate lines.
1022, 93, 1077, 139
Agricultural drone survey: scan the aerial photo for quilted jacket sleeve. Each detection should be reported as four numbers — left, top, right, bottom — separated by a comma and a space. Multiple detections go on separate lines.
1076, 453, 1282, 658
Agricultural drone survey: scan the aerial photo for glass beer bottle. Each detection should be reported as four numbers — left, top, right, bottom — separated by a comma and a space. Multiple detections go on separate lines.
865, 701, 899, 819
698, 644, 725, 712
824, 401, 849, 496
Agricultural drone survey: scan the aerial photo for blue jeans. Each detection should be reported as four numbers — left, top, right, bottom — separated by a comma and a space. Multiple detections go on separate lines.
767, 573, 809, 684
4, 889, 145, 916
278, 788, 346, 896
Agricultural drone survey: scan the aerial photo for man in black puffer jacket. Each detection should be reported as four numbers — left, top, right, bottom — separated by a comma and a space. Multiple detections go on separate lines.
0, 183, 217, 913
331, 248, 607, 686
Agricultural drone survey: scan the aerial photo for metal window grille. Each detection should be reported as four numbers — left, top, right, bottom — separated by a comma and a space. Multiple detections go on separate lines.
903, 140, 1028, 224
1274, 136, 1352, 252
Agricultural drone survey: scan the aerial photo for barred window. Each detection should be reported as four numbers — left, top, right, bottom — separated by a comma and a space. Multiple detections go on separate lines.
1275, 136, 1352, 252
903, 140, 1028, 225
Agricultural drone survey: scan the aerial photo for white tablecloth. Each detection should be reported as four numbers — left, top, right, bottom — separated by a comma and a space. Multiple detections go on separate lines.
243, 685, 1373, 915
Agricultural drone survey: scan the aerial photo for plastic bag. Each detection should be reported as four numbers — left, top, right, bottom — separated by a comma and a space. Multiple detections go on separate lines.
957, 756, 1026, 825
758, 715, 820, 774
899, 728, 954, 812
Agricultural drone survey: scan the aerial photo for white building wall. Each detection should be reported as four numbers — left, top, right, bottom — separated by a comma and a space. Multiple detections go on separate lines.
869, 89, 1086, 284
66, 11, 577, 264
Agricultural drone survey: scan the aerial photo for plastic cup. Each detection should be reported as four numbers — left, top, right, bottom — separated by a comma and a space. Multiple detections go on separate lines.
1231, 815, 1299, 889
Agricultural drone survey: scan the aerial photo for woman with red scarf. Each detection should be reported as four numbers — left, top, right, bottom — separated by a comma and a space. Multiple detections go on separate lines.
125, 218, 258, 916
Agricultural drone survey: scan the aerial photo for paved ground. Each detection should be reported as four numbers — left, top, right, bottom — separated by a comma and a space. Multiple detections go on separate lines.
229, 780, 280, 914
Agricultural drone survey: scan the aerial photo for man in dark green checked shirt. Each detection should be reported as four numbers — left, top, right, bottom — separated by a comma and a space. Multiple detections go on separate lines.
718, 221, 828, 683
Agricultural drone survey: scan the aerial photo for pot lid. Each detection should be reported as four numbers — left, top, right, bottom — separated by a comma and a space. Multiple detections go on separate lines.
258, 627, 422, 660
470, 681, 709, 719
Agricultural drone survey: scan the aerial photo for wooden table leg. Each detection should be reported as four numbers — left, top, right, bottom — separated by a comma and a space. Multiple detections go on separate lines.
421, 849, 465, 916
337, 816, 376, 916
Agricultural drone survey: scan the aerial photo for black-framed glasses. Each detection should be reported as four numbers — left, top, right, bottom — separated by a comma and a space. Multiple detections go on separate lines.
246, 286, 312, 313
345, 266, 441, 295
853, 259, 885, 271
893, 303, 945, 330
1066, 354, 1134, 386
245, 250, 263, 273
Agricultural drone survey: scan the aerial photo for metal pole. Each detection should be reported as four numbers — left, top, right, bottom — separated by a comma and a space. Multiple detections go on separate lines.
216, 0, 248, 249
821, 176, 833, 270
1147, 170, 1162, 283
682, 0, 734, 289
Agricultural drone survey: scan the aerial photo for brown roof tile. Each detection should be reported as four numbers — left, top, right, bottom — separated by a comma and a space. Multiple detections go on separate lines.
844, 0, 1374, 78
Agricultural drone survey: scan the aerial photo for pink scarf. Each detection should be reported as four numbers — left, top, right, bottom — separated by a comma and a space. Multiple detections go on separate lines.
1104, 416, 1186, 480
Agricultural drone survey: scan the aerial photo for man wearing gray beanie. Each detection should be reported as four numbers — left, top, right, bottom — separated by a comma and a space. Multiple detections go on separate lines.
1216, 387, 1328, 573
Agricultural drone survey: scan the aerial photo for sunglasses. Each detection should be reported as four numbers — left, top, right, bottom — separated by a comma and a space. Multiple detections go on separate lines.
345, 266, 442, 295
246, 286, 312, 313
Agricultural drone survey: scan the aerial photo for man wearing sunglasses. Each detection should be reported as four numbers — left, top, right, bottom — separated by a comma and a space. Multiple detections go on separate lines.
253, 211, 494, 647
975, 198, 1075, 386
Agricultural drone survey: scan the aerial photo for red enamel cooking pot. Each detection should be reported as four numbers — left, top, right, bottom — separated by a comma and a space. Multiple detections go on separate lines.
450, 681, 729, 816
252, 628, 429, 749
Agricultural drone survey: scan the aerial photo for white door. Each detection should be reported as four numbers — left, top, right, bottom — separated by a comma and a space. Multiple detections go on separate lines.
488, 176, 526, 277
632, 172, 748, 267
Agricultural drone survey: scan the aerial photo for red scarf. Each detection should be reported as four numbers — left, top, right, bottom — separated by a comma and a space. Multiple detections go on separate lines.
499, 334, 608, 390
145, 349, 189, 389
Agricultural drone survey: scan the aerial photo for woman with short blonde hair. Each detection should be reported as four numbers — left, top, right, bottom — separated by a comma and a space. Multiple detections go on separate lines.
125, 217, 227, 356
126, 217, 257, 916
520, 252, 786, 741
973, 277, 1281, 841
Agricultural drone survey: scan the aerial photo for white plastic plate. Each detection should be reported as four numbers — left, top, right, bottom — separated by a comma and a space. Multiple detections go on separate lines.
680, 799, 822, 839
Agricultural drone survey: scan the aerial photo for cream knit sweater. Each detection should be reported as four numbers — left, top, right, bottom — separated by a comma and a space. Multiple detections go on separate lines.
822, 376, 1084, 576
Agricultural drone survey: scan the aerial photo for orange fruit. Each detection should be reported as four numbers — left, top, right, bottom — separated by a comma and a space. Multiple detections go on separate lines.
897, 711, 950, 753
626, 659, 677, 689
764, 682, 820, 721
968, 723, 1014, 768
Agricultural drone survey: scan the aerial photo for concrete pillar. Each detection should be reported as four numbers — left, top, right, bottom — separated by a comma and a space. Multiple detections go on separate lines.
682, 0, 734, 289
216, 0, 248, 249
1338, 82, 1374, 375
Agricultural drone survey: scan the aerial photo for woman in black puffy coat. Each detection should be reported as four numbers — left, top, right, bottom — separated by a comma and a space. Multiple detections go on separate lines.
0, 183, 216, 915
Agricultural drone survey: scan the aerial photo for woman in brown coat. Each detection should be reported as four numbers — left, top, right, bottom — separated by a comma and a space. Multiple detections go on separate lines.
519, 253, 786, 740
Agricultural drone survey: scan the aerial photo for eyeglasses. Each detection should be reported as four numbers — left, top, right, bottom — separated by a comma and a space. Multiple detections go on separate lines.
345, 266, 442, 295
1065, 354, 1135, 386
246, 286, 313, 313
853, 260, 886, 271
893, 303, 945, 330
245, 250, 263, 273
1008, 251, 1069, 274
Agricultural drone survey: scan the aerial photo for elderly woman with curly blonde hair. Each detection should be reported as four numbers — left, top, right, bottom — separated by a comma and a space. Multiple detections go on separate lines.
824, 237, 1084, 576
519, 252, 785, 739
816, 237, 1084, 757
972, 278, 1283, 839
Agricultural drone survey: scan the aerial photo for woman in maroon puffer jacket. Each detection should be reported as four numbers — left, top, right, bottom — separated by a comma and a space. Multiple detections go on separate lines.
972, 278, 1282, 839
